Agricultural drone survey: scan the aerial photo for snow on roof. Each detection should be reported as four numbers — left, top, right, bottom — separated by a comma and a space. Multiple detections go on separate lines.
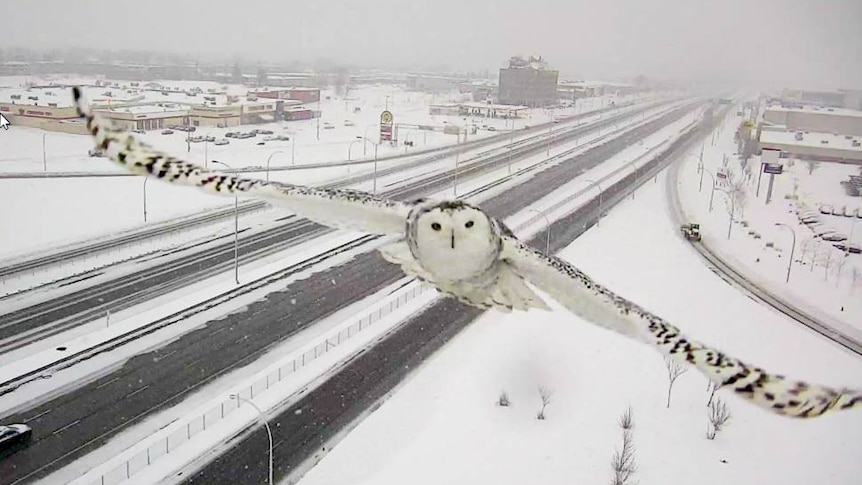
766, 105, 862, 119
759, 130, 862, 154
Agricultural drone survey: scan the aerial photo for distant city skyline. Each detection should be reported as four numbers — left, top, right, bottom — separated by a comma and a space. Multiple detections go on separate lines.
3, 0, 861, 90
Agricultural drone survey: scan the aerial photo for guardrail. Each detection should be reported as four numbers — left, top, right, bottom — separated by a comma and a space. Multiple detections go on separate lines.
74, 280, 431, 485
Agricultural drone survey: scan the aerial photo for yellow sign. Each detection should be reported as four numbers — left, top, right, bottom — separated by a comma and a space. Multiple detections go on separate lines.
380, 110, 393, 124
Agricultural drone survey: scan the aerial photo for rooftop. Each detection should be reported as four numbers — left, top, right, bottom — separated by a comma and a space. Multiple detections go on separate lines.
765, 104, 862, 119
760, 129, 862, 154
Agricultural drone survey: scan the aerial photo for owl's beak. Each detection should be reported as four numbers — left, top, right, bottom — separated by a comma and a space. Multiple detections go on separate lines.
450, 229, 455, 249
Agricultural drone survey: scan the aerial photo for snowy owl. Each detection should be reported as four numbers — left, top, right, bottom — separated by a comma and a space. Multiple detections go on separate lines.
72, 87, 861, 419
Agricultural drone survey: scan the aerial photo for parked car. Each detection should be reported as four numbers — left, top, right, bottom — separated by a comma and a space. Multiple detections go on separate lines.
204, 135, 216, 142
132, 129, 146, 134
0, 424, 32, 458
819, 205, 834, 215
225, 132, 238, 138
832, 242, 862, 254
256, 141, 266, 146
344, 120, 355, 127
323, 122, 335, 130
161, 129, 174, 135
487, 126, 497, 131
189, 135, 204, 143
257, 129, 274, 135
213, 138, 230, 145
88, 148, 104, 157
820, 232, 848, 242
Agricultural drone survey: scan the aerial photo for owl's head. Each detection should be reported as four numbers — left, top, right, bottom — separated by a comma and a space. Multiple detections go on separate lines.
409, 200, 500, 280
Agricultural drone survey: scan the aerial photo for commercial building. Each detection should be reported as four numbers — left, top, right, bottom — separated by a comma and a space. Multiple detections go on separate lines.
95, 103, 190, 131
498, 56, 559, 107
763, 105, 862, 137
758, 127, 862, 165
252, 87, 321, 104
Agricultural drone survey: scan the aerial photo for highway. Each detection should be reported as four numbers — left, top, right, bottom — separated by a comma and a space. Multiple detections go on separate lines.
0, 99, 674, 355
179, 104, 716, 485
663, 125, 862, 357
0, 100, 636, 281
0, 101, 702, 484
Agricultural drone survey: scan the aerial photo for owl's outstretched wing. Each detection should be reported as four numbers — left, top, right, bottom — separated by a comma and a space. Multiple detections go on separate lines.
501, 236, 862, 418
72, 87, 410, 235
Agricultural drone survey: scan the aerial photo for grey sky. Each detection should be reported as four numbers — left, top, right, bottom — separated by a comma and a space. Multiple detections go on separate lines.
3, 0, 861, 89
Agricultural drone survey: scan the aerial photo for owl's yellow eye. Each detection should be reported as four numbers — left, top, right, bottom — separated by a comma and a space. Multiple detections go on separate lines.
431, 222, 442, 231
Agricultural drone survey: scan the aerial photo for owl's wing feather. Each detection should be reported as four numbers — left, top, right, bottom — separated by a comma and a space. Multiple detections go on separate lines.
72, 87, 410, 235
502, 235, 862, 418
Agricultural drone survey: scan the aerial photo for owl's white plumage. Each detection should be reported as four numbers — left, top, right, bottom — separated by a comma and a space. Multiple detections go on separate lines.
73, 87, 862, 419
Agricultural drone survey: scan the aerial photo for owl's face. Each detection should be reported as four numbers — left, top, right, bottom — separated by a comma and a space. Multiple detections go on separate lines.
410, 201, 500, 282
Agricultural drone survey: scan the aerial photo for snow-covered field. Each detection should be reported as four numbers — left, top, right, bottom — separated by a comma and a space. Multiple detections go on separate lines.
676, 110, 862, 335
297, 160, 862, 485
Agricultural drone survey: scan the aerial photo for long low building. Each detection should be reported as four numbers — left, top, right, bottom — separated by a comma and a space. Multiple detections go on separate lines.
759, 128, 862, 165
764, 105, 862, 137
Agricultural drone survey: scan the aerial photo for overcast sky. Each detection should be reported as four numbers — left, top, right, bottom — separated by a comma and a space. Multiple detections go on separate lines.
3, 0, 861, 89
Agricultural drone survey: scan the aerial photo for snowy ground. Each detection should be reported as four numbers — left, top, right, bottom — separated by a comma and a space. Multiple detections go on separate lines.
675, 110, 862, 335
27, 102, 701, 485
296, 160, 862, 485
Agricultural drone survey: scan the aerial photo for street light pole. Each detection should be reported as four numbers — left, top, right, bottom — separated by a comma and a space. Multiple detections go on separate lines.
211, 161, 239, 284
143, 177, 148, 222
348, 138, 361, 161
230, 395, 273, 485
702, 168, 716, 212
42, 133, 47, 171
364, 124, 377, 156
529, 209, 552, 254
265, 150, 284, 182
774, 223, 797, 283
585, 179, 603, 227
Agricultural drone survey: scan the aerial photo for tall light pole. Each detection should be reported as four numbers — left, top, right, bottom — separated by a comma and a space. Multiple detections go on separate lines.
204, 130, 214, 168
774, 223, 796, 283
720, 189, 736, 240
529, 209, 552, 254
230, 395, 273, 485
546, 124, 552, 157
360, 138, 380, 194
265, 150, 284, 182
585, 179, 603, 227
143, 177, 149, 222
42, 133, 47, 171
348, 138, 362, 161
702, 168, 716, 212
363, 124, 377, 156
211, 160, 239, 284
283, 128, 297, 165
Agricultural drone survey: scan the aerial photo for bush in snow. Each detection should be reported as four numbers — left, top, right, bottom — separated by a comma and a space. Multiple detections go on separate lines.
664, 356, 689, 408
536, 386, 553, 420
619, 405, 634, 430
610, 409, 637, 485
706, 397, 732, 440
497, 390, 511, 407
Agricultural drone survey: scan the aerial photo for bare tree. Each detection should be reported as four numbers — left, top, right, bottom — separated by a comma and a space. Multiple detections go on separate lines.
806, 160, 820, 175
535, 386, 553, 420
706, 381, 720, 407
497, 390, 511, 407
619, 405, 634, 430
706, 397, 732, 440
664, 356, 689, 408
610, 420, 637, 485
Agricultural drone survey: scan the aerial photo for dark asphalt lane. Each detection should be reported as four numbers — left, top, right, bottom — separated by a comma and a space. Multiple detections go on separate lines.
0, 102, 703, 484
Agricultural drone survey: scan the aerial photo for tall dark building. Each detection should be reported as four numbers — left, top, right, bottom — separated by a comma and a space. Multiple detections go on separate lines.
498, 56, 559, 107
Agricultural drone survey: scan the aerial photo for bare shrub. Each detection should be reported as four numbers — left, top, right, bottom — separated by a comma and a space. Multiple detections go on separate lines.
610, 428, 637, 485
619, 405, 634, 430
664, 356, 689, 408
536, 386, 553, 420
497, 390, 511, 407
706, 397, 732, 440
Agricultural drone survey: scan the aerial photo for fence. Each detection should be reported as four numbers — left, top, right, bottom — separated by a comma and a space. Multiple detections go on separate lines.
81, 282, 429, 485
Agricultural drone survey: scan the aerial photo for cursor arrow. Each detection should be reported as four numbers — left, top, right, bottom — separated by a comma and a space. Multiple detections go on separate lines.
0, 113, 10, 130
